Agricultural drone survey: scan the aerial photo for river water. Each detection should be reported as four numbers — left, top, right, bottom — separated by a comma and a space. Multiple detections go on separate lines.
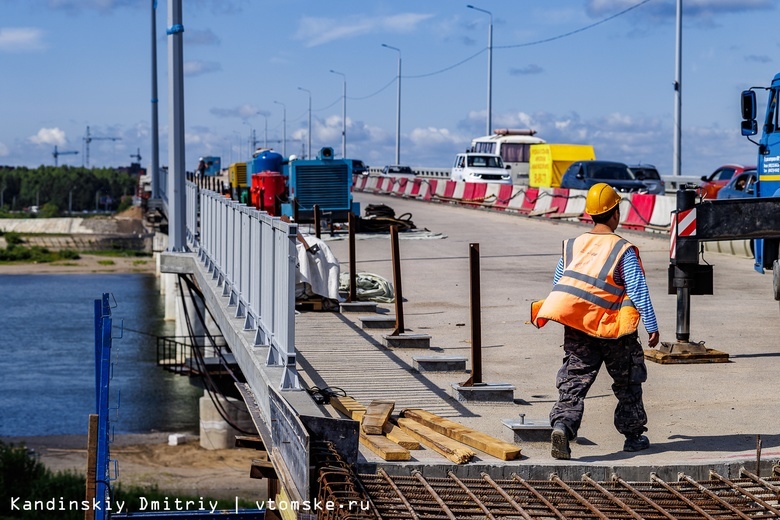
0, 273, 201, 436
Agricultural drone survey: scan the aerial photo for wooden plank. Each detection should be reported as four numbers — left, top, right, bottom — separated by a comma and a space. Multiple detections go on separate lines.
383, 422, 421, 450
359, 431, 411, 461
329, 395, 366, 421
250, 458, 277, 480
362, 400, 395, 435
397, 418, 474, 464
644, 348, 729, 364
401, 408, 521, 461
235, 434, 266, 450
84, 414, 98, 520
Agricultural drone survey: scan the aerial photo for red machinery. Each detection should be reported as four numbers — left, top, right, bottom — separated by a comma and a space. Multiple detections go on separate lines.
250, 171, 286, 216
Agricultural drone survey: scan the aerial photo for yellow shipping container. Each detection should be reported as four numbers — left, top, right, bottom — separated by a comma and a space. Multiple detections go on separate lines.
529, 144, 595, 188
228, 162, 248, 188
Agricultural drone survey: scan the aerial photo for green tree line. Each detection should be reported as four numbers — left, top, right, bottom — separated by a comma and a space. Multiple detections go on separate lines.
0, 165, 139, 215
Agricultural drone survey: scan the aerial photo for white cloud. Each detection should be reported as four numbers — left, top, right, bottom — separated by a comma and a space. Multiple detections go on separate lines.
183, 60, 221, 77
210, 104, 267, 119
295, 13, 434, 47
0, 142, 9, 156
29, 128, 67, 146
0, 28, 45, 52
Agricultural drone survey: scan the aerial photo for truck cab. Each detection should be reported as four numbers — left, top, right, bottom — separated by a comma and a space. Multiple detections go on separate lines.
451, 153, 512, 184
740, 73, 780, 292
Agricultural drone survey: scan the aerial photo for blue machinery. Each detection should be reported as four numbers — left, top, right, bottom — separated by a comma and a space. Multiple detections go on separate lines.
91, 294, 265, 519
93, 294, 114, 520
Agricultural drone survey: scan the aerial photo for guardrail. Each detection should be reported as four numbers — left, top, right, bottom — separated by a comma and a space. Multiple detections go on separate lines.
186, 181, 301, 391
365, 167, 702, 194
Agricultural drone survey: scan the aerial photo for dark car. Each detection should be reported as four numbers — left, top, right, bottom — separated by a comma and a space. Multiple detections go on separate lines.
717, 169, 757, 199
628, 164, 665, 195
381, 165, 415, 177
699, 164, 754, 199
560, 160, 646, 193
351, 159, 369, 176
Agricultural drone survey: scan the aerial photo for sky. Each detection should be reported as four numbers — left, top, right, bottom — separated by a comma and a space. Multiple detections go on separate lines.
1, 0, 778, 176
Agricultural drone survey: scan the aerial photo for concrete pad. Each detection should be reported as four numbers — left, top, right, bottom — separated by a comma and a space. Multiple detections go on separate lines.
450, 382, 515, 403
340, 301, 379, 313
503, 417, 553, 443
413, 356, 467, 372
381, 333, 431, 348
360, 316, 396, 329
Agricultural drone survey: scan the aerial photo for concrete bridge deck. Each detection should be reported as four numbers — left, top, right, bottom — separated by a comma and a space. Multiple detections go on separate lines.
300, 191, 780, 480
164, 188, 780, 487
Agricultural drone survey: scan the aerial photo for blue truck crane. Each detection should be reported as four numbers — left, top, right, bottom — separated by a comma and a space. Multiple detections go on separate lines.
656, 73, 780, 362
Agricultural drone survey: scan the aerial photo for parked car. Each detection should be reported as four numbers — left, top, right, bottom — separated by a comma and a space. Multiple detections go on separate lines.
451, 152, 512, 184
628, 164, 665, 195
560, 160, 646, 193
351, 159, 369, 176
381, 165, 415, 177
717, 169, 757, 199
699, 164, 754, 199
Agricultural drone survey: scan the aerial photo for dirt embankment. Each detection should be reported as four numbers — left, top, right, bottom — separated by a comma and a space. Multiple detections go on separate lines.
4, 433, 264, 500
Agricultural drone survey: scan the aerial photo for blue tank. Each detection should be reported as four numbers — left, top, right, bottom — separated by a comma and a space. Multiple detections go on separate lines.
251, 150, 284, 174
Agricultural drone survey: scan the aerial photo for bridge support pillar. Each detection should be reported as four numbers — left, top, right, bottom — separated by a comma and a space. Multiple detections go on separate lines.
199, 395, 254, 450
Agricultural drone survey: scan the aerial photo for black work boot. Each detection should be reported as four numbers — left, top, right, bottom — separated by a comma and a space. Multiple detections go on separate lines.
623, 434, 650, 452
550, 423, 571, 460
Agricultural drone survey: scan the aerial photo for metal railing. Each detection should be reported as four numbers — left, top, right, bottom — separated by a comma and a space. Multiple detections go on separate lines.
187, 182, 301, 391
156, 335, 228, 375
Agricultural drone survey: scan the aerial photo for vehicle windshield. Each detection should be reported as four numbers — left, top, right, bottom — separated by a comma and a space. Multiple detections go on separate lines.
387, 166, 412, 174
631, 167, 660, 180
467, 155, 504, 168
590, 164, 635, 180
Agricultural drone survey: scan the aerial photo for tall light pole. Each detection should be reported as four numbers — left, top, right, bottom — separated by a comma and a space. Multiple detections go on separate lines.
150, 0, 160, 199
382, 44, 402, 165
273, 100, 287, 156
167, 0, 186, 252
467, 4, 492, 136
673, 0, 682, 178
298, 87, 312, 159
262, 114, 268, 149
330, 69, 347, 158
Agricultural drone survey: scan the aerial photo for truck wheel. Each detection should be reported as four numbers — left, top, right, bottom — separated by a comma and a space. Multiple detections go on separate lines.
774, 259, 780, 301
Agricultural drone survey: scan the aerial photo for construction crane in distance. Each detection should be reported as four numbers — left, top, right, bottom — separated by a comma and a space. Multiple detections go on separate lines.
52, 145, 79, 167
83, 125, 121, 167
130, 148, 142, 163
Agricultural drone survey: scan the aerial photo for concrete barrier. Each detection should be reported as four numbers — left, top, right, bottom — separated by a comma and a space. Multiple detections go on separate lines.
351, 178, 755, 259
623, 193, 656, 231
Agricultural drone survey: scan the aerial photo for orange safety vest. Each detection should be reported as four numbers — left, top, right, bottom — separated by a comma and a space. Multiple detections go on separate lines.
531, 233, 641, 339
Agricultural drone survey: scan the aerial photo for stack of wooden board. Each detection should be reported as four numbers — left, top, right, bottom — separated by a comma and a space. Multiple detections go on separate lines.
329, 397, 521, 463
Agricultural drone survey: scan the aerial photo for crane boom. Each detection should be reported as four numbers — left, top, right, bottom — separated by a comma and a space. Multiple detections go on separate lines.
52, 145, 79, 167
83, 125, 121, 167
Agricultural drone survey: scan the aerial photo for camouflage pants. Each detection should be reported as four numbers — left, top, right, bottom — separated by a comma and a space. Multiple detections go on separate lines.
549, 326, 648, 439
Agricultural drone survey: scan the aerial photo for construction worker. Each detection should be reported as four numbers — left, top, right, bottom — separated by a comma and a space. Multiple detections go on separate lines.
531, 182, 660, 460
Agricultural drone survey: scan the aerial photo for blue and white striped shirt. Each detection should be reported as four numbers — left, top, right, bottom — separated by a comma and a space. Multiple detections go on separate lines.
553, 247, 658, 333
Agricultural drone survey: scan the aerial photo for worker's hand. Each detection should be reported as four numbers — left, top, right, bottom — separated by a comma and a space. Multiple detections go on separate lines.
648, 331, 660, 348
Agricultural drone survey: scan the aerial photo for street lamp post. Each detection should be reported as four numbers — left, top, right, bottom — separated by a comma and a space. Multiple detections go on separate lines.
243, 120, 254, 155
298, 87, 312, 159
467, 4, 492, 136
382, 44, 402, 165
262, 115, 268, 149
273, 100, 287, 156
329, 70, 347, 159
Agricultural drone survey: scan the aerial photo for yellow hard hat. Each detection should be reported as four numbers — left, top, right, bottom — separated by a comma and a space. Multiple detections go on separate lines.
585, 182, 621, 216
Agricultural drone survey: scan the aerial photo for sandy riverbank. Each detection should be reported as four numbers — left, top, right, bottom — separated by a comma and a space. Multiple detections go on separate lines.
2, 433, 266, 500
0, 253, 158, 275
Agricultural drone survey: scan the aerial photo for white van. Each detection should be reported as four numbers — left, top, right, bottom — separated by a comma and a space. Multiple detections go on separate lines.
451, 153, 512, 184
470, 128, 546, 184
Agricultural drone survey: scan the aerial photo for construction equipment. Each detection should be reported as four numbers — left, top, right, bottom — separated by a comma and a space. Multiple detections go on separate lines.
83, 125, 121, 167
52, 145, 78, 166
